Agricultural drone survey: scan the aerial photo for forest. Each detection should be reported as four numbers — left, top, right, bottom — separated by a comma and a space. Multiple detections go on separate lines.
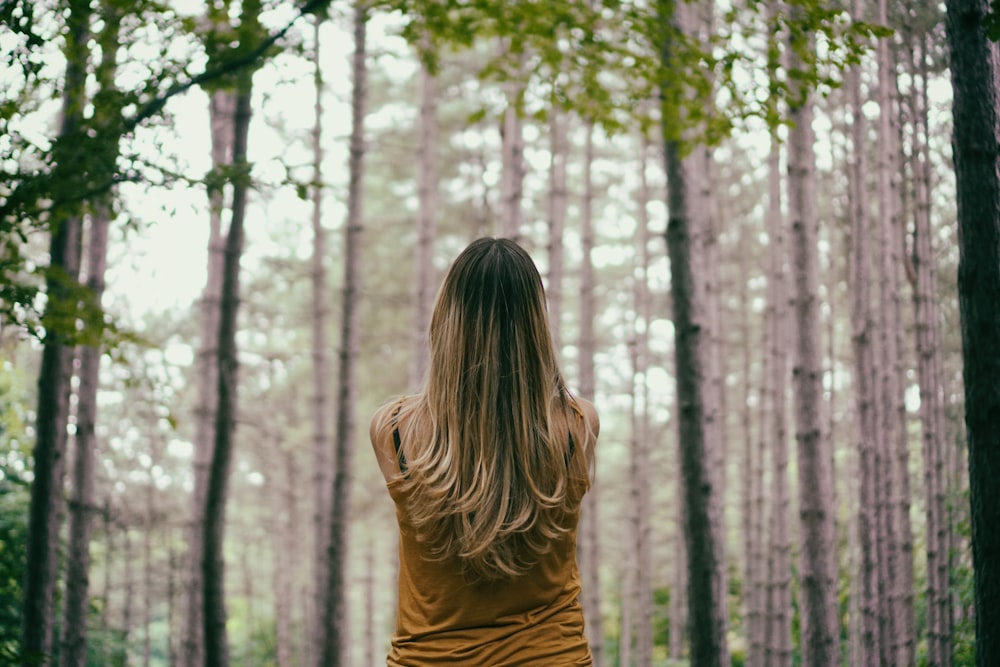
2, 0, 999, 665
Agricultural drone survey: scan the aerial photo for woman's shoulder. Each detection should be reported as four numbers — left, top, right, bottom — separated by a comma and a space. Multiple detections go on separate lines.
369, 395, 415, 482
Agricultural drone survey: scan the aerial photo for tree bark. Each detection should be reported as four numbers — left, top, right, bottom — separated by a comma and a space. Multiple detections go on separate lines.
21, 2, 89, 662
786, 11, 840, 666
875, 3, 914, 662
183, 85, 234, 667
202, 2, 259, 657
321, 5, 367, 665
499, 81, 524, 241
59, 6, 120, 663
909, 33, 953, 667
577, 120, 605, 667
845, 7, 881, 662
412, 59, 437, 387
308, 16, 331, 667
629, 135, 654, 667
763, 115, 793, 667
547, 109, 568, 355
659, 1, 730, 664
945, 2, 1000, 664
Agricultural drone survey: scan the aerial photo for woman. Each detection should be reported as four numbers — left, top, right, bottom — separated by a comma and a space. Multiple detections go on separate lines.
370, 237, 599, 666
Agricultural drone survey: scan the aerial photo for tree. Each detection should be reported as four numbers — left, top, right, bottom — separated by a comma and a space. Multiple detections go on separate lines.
658, 1, 730, 663
945, 1, 1000, 664
321, 3, 368, 665
58, 3, 120, 664
201, 1, 264, 663
308, 14, 332, 667
20, 1, 90, 661
785, 6, 841, 665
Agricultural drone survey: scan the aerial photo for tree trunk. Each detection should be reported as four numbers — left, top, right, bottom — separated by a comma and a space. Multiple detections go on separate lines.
202, 5, 258, 658
629, 135, 654, 667
577, 120, 605, 667
499, 82, 524, 241
60, 7, 120, 663
183, 86, 234, 667
412, 59, 437, 387
875, 3, 914, 662
122, 524, 134, 666
308, 17, 331, 667
910, 33, 953, 667
547, 109, 568, 354
321, 5, 367, 665
273, 453, 296, 667
845, 7, 881, 662
786, 11, 841, 666
21, 2, 90, 662
659, 1, 730, 663
763, 102, 793, 667
945, 3, 1000, 664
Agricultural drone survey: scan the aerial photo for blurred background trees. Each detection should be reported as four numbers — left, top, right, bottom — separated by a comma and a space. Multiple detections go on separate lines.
1, 0, 994, 665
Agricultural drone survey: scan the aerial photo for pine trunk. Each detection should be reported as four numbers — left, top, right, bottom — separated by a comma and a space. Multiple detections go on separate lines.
321, 5, 367, 665
945, 2, 1000, 663
659, 2, 730, 663
763, 119, 793, 667
202, 28, 256, 664
875, 2, 915, 661
911, 35, 953, 667
308, 17, 331, 667
786, 13, 841, 666
60, 8, 120, 663
846, 11, 881, 662
577, 121, 605, 667
183, 86, 233, 667
629, 135, 654, 667
547, 110, 568, 354
21, 2, 89, 661
412, 60, 437, 386
500, 95, 524, 241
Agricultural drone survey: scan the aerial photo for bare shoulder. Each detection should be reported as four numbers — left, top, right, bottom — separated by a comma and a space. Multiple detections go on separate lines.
369, 397, 407, 482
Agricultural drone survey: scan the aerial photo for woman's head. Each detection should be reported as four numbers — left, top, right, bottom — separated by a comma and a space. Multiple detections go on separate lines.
398, 237, 584, 581
427, 237, 560, 408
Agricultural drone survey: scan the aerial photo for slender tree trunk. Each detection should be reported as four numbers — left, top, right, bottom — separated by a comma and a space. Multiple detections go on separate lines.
60, 8, 121, 663
659, 1, 730, 663
786, 12, 840, 665
945, 3, 1000, 664
668, 509, 687, 661
321, 6, 367, 665
21, 3, 90, 662
845, 10, 881, 662
274, 454, 295, 667
908, 35, 951, 667
412, 59, 437, 386
875, 4, 915, 662
547, 109, 568, 354
499, 77, 524, 241
183, 86, 233, 667
202, 10, 258, 658
763, 112, 793, 667
308, 17, 331, 667
143, 483, 153, 667
629, 135, 654, 667
577, 120, 605, 667
122, 524, 134, 666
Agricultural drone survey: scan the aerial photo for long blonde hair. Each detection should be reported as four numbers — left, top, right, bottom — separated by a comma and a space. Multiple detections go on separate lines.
393, 237, 589, 581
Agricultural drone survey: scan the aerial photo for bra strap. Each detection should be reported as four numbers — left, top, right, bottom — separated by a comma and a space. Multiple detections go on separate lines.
391, 401, 408, 474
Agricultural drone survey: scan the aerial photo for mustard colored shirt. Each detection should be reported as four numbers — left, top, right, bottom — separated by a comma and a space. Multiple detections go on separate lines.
386, 476, 593, 666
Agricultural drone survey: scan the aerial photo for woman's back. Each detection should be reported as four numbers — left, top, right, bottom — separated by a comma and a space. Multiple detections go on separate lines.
370, 238, 599, 665
372, 397, 597, 666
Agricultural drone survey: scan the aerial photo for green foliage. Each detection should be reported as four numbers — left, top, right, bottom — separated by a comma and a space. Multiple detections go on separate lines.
986, 1, 1000, 42
0, 473, 29, 659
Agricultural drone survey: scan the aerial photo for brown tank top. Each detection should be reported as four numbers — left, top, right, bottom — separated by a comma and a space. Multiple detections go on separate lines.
385, 432, 592, 666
